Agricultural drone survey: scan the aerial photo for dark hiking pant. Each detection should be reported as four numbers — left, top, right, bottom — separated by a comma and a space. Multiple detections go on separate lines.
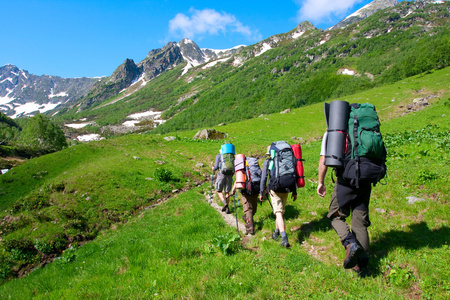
327, 180, 372, 252
241, 193, 258, 232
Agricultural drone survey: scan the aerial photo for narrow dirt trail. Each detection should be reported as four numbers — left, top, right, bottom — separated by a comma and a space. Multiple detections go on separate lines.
204, 192, 247, 234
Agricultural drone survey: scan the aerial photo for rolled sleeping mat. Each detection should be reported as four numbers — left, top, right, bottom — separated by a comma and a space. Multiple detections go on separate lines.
326, 100, 349, 131
324, 100, 350, 167
221, 143, 235, 155
291, 144, 305, 188
325, 131, 347, 167
235, 170, 246, 189
234, 154, 246, 172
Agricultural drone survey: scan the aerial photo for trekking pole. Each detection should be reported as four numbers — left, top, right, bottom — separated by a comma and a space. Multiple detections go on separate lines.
231, 178, 240, 207
209, 171, 214, 205
233, 191, 239, 233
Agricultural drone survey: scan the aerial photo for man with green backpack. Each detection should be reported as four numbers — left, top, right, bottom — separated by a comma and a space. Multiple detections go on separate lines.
212, 144, 235, 214
318, 101, 387, 277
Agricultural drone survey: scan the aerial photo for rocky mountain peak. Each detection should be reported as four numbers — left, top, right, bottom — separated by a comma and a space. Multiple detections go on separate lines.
178, 39, 207, 65
296, 21, 317, 33
108, 59, 139, 84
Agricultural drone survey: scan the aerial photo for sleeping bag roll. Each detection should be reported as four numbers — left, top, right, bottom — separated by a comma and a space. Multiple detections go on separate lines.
324, 100, 349, 167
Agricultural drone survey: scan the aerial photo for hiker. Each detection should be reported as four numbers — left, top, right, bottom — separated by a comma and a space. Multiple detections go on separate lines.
230, 156, 262, 235
317, 136, 371, 276
260, 144, 298, 248
212, 149, 233, 214
318, 101, 387, 277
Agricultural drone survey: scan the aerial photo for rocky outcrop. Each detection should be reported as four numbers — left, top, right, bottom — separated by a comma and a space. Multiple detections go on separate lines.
138, 42, 183, 81
193, 129, 227, 140
78, 59, 141, 110
295, 21, 317, 33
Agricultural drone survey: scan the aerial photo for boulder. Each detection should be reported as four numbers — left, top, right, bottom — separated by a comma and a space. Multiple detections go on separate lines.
193, 129, 227, 140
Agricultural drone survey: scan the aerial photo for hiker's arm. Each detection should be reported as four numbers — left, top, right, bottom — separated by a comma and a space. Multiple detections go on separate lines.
212, 155, 220, 172
317, 155, 328, 197
230, 181, 236, 196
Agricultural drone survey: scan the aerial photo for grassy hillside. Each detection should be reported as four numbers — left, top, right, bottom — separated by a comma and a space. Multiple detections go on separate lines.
0, 67, 448, 298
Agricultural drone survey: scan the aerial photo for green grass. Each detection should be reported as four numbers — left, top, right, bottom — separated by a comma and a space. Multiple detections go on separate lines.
0, 67, 449, 298
0, 189, 430, 299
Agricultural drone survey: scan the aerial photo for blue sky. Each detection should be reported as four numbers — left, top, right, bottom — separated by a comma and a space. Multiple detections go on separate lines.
2, 0, 395, 78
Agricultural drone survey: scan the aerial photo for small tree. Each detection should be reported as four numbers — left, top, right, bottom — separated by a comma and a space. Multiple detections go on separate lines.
19, 114, 67, 153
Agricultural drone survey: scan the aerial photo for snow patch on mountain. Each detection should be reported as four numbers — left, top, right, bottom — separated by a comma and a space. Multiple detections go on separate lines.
77, 134, 104, 142
344, 2, 374, 20
48, 88, 68, 99
255, 43, 272, 57
292, 31, 305, 39
65, 121, 94, 129
11, 101, 62, 118
202, 57, 230, 70
0, 92, 14, 105
122, 110, 165, 127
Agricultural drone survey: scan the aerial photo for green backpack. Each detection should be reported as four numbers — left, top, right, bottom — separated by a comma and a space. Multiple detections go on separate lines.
348, 103, 385, 160
342, 103, 387, 187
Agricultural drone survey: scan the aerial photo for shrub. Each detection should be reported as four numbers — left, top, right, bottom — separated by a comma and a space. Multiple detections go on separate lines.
154, 168, 174, 182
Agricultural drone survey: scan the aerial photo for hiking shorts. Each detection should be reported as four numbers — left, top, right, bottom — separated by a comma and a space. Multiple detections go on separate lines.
269, 190, 288, 214
215, 174, 232, 193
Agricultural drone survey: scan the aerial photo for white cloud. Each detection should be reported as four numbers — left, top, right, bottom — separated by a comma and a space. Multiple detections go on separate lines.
295, 0, 364, 24
169, 8, 261, 41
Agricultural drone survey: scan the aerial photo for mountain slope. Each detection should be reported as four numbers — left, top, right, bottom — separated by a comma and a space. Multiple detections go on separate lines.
54, 1, 449, 136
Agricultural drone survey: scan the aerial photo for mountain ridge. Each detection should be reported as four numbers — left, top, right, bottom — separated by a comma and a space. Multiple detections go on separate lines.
1, 0, 449, 123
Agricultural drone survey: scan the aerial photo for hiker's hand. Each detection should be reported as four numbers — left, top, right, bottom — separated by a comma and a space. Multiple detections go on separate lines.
317, 183, 326, 197
259, 195, 264, 202
292, 194, 297, 202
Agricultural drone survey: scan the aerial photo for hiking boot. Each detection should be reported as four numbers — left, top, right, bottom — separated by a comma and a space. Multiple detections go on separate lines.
352, 265, 367, 278
343, 243, 363, 269
272, 230, 279, 241
246, 227, 255, 235
225, 205, 230, 214
221, 204, 228, 212
280, 236, 291, 248
357, 253, 370, 268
